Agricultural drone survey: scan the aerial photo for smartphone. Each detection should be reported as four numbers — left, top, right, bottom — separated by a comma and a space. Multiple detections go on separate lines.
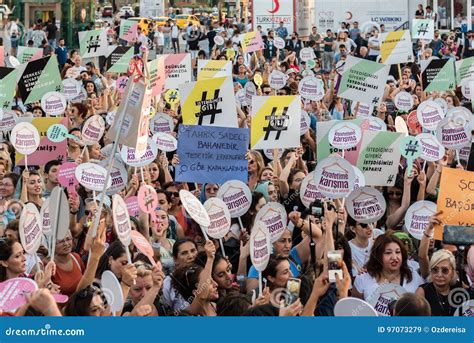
328, 250, 343, 283
285, 278, 301, 306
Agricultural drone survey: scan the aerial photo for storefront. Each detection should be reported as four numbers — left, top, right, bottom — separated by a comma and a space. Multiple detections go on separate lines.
427, 0, 472, 30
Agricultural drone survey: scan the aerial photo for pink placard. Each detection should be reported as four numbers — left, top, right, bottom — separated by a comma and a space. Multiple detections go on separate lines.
116, 76, 129, 94
125, 196, 140, 218
138, 185, 158, 215
58, 162, 79, 188
0, 278, 38, 311
130, 230, 156, 266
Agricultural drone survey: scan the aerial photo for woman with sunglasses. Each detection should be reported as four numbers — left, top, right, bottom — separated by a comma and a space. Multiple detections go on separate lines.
246, 151, 265, 191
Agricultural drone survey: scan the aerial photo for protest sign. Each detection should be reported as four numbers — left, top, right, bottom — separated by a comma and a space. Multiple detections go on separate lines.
153, 132, 177, 152
116, 76, 129, 94
418, 133, 445, 162
16, 46, 43, 64
150, 113, 174, 134
446, 106, 472, 126
395, 116, 409, 136
179, 77, 238, 127
19, 202, 42, 255
405, 200, 437, 240
47, 124, 74, 143
217, 180, 252, 218
456, 57, 474, 86
380, 30, 413, 65
314, 156, 355, 199
112, 194, 132, 246
394, 91, 414, 112
0, 278, 38, 311
400, 136, 421, 176
197, 60, 232, 80
300, 47, 316, 62
79, 29, 108, 58
367, 284, 406, 317
99, 159, 128, 196
254, 74, 263, 89
62, 78, 82, 100
106, 46, 134, 73
214, 35, 224, 46
176, 125, 248, 184
40, 91, 66, 116
126, 196, 140, 218
0, 67, 18, 110
416, 100, 444, 131
119, 19, 138, 42
137, 185, 158, 222
436, 167, 474, 239
263, 148, 284, 161
328, 121, 362, 150
179, 190, 210, 227
407, 111, 423, 135
362, 117, 387, 132
147, 57, 165, 96
420, 59, 455, 92
412, 19, 434, 40
352, 166, 366, 190
101, 271, 124, 314
300, 171, 324, 208
164, 53, 192, 90
250, 220, 271, 272
58, 162, 79, 190
130, 230, 156, 266
75, 162, 112, 192
254, 202, 287, 243
268, 70, 288, 90
435, 117, 472, 150
334, 298, 378, 317
346, 186, 386, 224
356, 131, 403, 186
48, 187, 70, 257
454, 300, 474, 317
17, 55, 62, 104
351, 102, 374, 118
298, 76, 324, 101
40, 198, 51, 236
251, 95, 300, 150
120, 138, 158, 168
82, 115, 106, 146
201, 197, 231, 240
240, 31, 264, 53
274, 37, 285, 50
338, 55, 390, 106
300, 110, 310, 136
461, 83, 473, 100
434, 97, 448, 114
15, 118, 67, 166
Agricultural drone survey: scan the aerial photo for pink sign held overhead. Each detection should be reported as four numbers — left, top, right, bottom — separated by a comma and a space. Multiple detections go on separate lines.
0, 278, 38, 311
125, 196, 140, 218
130, 230, 156, 266
58, 162, 79, 189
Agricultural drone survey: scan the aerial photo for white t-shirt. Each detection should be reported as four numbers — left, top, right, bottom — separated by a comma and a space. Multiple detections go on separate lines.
349, 229, 384, 276
368, 36, 380, 56
171, 25, 179, 39
162, 275, 190, 313
354, 266, 424, 300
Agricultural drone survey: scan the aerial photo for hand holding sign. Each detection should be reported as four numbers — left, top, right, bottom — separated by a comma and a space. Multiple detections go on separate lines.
10, 122, 40, 170
400, 136, 421, 177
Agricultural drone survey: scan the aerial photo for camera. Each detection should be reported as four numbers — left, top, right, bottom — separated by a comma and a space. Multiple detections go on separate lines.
307, 200, 336, 218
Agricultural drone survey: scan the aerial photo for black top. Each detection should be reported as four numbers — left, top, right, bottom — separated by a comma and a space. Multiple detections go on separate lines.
421, 282, 456, 316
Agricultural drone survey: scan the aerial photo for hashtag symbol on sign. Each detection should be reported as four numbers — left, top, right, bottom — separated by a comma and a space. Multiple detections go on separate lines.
417, 23, 428, 36
86, 35, 101, 54
404, 140, 419, 157
196, 89, 222, 125
263, 106, 289, 141
168, 91, 177, 102
371, 97, 379, 105
387, 174, 394, 184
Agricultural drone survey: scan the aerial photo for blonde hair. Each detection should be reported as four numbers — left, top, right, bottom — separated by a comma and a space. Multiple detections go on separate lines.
0, 150, 12, 172
428, 249, 458, 285
134, 261, 152, 278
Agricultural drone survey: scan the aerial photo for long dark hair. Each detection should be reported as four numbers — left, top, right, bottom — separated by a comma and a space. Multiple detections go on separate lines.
95, 241, 126, 279
172, 264, 204, 301
366, 233, 412, 283
0, 239, 15, 282
262, 255, 288, 290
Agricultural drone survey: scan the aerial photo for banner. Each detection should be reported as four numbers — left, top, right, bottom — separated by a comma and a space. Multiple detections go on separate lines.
251, 95, 301, 149
147, 57, 165, 96
17, 55, 62, 104
176, 125, 249, 184
412, 19, 434, 40
0, 67, 18, 109
106, 46, 134, 73
179, 77, 237, 127
420, 59, 455, 92
455, 57, 474, 86
78, 29, 109, 58
380, 30, 413, 65
17, 47, 43, 64
356, 130, 403, 186
15, 117, 68, 166
119, 19, 138, 42
240, 31, 264, 53
436, 167, 474, 240
337, 55, 390, 106
164, 53, 192, 90
197, 60, 232, 81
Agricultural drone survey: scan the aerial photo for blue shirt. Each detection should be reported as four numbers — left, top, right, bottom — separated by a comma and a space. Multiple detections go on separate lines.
248, 248, 302, 279
55, 46, 68, 65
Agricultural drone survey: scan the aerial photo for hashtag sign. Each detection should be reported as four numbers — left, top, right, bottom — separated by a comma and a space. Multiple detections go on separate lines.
417, 23, 428, 36
263, 106, 289, 141
404, 140, 419, 157
195, 89, 222, 125
86, 35, 101, 54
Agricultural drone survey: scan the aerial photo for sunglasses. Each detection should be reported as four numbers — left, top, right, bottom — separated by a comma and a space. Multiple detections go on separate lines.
388, 191, 403, 196
248, 160, 255, 165
206, 187, 219, 192
77, 285, 108, 305
169, 192, 179, 197
359, 223, 370, 228
431, 266, 451, 275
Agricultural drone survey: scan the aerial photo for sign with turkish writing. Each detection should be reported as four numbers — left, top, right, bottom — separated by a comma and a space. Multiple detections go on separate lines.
201, 197, 231, 239
338, 56, 390, 106
11, 122, 40, 157
251, 95, 300, 149
314, 156, 355, 199
254, 202, 287, 243
120, 138, 158, 168
416, 100, 445, 131
19, 203, 42, 254
456, 57, 474, 86
106, 46, 134, 73
82, 115, 106, 146
180, 77, 237, 127
250, 220, 271, 272
346, 186, 386, 224
217, 180, 252, 218
300, 171, 324, 208
75, 162, 112, 192
17, 46, 43, 64
119, 19, 138, 43
367, 283, 406, 317
421, 59, 456, 92
405, 200, 437, 240
150, 113, 174, 134
147, 57, 165, 96
240, 31, 264, 53
41, 91, 66, 116
164, 53, 192, 90
435, 117, 472, 150
197, 60, 232, 81
418, 133, 445, 162
176, 125, 249, 184
380, 30, 413, 65
112, 194, 132, 246
79, 29, 109, 58
0, 67, 18, 110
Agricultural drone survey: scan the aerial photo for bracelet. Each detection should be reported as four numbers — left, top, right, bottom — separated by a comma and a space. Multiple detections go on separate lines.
423, 231, 432, 238
70, 210, 79, 215
296, 219, 304, 229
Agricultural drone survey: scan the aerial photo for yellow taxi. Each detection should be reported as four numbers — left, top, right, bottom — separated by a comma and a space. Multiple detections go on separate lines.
153, 16, 170, 27
174, 14, 200, 29
127, 17, 152, 35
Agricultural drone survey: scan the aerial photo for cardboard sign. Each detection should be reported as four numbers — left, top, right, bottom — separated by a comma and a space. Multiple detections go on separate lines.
254, 202, 287, 243
201, 197, 231, 239
153, 132, 177, 152
351, 102, 374, 118
112, 194, 132, 246
120, 139, 158, 168
244, 81, 257, 107
197, 60, 232, 81
412, 19, 434, 40
405, 200, 437, 240
436, 167, 474, 239
240, 31, 264, 53
176, 125, 249, 184
82, 115, 105, 146
394, 91, 414, 112
99, 159, 128, 196
416, 100, 444, 132
79, 29, 109, 58
17, 56, 62, 104
300, 171, 324, 208
179, 190, 210, 227
217, 180, 252, 218
367, 283, 406, 317
314, 156, 355, 199
356, 131, 403, 186
268, 70, 288, 90
58, 162, 79, 189
251, 95, 301, 149
0, 67, 18, 110
338, 56, 390, 106
15, 118, 68, 166
0, 278, 38, 311
435, 117, 472, 150
75, 162, 112, 192
380, 30, 413, 65
328, 121, 362, 150
41, 91, 66, 116
62, 78, 82, 100
17, 46, 43, 64
19, 203, 42, 254
147, 57, 165, 97
179, 77, 237, 128
345, 186, 386, 224
334, 297, 377, 317
299, 76, 324, 101
150, 113, 174, 134
130, 230, 156, 266
421, 59, 456, 92
40, 198, 51, 236
455, 57, 474, 86
418, 133, 445, 162
164, 53, 192, 90
250, 220, 271, 272
10, 122, 40, 156
119, 19, 138, 42
106, 46, 134, 73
